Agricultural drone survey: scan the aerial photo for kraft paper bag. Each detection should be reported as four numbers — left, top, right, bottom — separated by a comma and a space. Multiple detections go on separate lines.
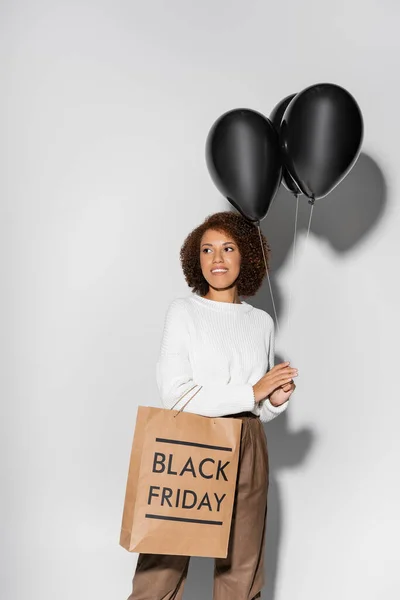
119, 385, 242, 558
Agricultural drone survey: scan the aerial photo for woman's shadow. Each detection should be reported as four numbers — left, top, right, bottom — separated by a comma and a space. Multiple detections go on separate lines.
184, 152, 386, 599
256, 152, 386, 599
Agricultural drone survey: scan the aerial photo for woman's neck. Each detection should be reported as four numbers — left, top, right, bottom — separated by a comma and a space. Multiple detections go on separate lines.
202, 290, 242, 304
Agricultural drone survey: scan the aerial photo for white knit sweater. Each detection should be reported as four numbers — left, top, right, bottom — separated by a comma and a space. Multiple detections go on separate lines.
156, 294, 290, 423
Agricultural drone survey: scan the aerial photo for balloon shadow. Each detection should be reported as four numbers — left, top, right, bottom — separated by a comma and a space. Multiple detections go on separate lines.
264, 152, 386, 272
251, 152, 386, 599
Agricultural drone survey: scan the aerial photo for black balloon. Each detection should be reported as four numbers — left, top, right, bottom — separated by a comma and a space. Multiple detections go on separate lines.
205, 108, 282, 222
270, 93, 302, 196
280, 83, 363, 200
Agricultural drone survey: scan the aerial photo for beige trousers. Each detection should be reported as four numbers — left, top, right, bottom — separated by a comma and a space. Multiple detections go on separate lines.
126, 411, 269, 600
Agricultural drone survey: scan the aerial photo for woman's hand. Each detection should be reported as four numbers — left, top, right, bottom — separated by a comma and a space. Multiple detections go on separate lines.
269, 380, 296, 407
252, 362, 298, 404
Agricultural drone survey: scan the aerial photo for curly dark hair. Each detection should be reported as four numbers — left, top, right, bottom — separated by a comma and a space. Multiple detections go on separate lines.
179, 211, 271, 298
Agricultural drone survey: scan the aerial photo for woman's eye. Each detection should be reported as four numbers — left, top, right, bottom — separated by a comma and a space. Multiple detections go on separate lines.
202, 247, 234, 253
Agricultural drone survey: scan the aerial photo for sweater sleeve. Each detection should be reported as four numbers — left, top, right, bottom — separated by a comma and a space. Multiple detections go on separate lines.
155, 299, 256, 417
258, 314, 290, 423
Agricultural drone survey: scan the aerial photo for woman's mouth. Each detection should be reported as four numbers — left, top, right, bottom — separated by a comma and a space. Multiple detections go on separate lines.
211, 269, 228, 276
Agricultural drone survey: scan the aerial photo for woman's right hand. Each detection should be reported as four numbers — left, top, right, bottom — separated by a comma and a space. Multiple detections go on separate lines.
252, 362, 298, 404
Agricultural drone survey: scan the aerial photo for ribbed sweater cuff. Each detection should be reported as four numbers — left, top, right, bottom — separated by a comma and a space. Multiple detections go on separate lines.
264, 397, 289, 414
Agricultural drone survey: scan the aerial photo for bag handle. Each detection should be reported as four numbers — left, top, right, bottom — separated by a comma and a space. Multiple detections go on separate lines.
170, 384, 203, 417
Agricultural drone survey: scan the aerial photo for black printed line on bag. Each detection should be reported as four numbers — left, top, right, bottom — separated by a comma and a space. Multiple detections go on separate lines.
145, 514, 223, 526
155, 437, 232, 452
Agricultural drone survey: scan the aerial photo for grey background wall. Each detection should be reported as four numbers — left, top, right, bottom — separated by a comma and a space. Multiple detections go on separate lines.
1, 1, 399, 599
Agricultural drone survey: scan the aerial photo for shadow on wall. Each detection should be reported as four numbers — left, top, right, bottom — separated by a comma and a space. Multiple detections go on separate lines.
174, 152, 387, 600
258, 151, 386, 600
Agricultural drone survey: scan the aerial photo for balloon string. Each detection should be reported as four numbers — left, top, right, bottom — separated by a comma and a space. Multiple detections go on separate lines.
304, 197, 315, 257
286, 193, 300, 331
256, 222, 280, 337
256, 194, 314, 340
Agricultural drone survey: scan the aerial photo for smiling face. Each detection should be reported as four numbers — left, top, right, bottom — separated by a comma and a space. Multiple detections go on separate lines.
199, 228, 241, 293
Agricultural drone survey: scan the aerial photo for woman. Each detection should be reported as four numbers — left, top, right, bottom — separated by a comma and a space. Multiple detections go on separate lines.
127, 211, 297, 600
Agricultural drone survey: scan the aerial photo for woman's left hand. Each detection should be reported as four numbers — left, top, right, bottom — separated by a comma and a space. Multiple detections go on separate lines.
269, 380, 296, 407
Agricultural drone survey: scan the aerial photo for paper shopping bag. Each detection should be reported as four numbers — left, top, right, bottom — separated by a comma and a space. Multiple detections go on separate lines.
119, 385, 242, 558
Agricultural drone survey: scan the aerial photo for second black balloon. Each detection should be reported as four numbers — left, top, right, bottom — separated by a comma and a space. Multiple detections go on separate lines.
270, 93, 302, 196
280, 83, 364, 200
